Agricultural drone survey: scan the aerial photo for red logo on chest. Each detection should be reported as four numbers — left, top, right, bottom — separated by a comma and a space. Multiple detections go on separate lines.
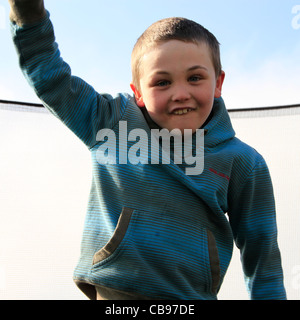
209, 168, 230, 181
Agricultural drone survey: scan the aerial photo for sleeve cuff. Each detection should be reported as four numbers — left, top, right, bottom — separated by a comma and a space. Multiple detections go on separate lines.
10, 9, 50, 32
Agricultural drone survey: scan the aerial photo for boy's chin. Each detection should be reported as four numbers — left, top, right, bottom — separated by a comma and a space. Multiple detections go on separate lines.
163, 125, 199, 135
164, 121, 204, 134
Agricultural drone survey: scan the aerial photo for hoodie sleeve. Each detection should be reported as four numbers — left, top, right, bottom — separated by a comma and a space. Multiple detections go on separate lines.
228, 155, 286, 300
10, 11, 127, 148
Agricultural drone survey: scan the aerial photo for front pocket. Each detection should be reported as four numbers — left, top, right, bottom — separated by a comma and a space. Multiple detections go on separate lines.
92, 207, 134, 265
91, 206, 222, 299
206, 229, 221, 294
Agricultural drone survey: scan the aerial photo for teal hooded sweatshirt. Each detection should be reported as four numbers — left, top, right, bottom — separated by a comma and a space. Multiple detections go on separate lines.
11, 12, 286, 300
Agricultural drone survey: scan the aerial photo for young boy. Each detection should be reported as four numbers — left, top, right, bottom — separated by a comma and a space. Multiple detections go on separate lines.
8, 0, 286, 300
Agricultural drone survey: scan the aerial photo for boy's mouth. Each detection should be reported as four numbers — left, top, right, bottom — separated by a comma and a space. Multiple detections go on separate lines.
171, 108, 194, 115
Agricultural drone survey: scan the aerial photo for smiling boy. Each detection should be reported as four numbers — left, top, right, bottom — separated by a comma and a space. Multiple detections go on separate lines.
130, 40, 225, 133
9, 0, 286, 300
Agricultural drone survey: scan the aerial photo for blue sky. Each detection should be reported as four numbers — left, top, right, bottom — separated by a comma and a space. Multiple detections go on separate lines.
0, 0, 300, 108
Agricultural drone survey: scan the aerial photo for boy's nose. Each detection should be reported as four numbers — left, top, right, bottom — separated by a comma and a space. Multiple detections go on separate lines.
171, 85, 191, 102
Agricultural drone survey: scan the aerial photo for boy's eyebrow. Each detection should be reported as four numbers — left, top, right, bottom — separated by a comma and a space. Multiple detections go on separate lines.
188, 65, 208, 71
153, 65, 208, 75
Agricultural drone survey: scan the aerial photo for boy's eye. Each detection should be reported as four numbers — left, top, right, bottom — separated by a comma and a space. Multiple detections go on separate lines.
156, 80, 171, 87
188, 75, 203, 82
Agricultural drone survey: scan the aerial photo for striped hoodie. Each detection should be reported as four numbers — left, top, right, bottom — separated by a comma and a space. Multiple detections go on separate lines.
11, 12, 286, 300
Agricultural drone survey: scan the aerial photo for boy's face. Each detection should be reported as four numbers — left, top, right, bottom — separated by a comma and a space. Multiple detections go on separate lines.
130, 40, 225, 133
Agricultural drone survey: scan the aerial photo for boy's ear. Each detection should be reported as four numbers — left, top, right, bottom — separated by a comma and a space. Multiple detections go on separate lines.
130, 83, 145, 107
214, 71, 225, 98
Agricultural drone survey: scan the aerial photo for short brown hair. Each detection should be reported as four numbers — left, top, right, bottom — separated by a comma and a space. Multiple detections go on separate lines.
131, 17, 222, 89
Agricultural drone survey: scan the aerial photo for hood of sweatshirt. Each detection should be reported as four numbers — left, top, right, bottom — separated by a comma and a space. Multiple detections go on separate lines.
202, 97, 235, 149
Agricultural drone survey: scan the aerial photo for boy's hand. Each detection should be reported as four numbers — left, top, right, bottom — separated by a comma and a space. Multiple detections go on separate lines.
8, 0, 46, 26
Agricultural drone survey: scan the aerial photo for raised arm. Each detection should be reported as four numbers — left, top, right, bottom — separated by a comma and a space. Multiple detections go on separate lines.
8, 1, 129, 148
8, 0, 46, 26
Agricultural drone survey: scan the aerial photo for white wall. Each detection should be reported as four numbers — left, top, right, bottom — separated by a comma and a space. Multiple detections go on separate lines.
0, 104, 91, 300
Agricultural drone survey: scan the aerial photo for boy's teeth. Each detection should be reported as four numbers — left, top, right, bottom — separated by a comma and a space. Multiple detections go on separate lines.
173, 108, 191, 115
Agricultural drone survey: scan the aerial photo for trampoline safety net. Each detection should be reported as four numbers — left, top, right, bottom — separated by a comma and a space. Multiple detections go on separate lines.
0, 100, 300, 300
